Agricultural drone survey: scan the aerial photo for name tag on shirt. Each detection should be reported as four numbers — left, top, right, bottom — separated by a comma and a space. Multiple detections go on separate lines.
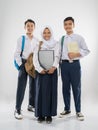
67, 42, 79, 53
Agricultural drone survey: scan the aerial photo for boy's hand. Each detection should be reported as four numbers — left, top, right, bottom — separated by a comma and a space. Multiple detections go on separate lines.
47, 67, 56, 74
40, 70, 46, 74
68, 52, 81, 60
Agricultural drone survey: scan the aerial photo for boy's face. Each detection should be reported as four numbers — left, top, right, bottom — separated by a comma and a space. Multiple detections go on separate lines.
64, 20, 74, 33
25, 22, 35, 34
43, 28, 51, 41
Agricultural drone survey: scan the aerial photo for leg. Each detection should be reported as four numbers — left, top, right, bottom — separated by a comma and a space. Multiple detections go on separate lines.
61, 62, 71, 111
28, 75, 35, 107
70, 61, 81, 112
15, 65, 27, 110
35, 72, 43, 117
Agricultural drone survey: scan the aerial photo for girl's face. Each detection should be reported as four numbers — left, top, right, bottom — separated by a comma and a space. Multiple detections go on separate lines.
43, 28, 51, 41
25, 22, 35, 35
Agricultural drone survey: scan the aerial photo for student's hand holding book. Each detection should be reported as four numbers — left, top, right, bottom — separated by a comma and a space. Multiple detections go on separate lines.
68, 42, 81, 60
68, 52, 81, 60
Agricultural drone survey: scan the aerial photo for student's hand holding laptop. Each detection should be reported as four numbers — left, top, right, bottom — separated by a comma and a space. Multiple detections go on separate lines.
40, 69, 47, 74
47, 66, 56, 74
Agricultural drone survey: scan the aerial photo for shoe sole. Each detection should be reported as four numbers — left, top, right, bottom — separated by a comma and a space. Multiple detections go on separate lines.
77, 117, 84, 121
15, 117, 23, 120
58, 113, 71, 118
38, 121, 42, 123
27, 109, 34, 112
38, 120, 45, 123
46, 121, 52, 124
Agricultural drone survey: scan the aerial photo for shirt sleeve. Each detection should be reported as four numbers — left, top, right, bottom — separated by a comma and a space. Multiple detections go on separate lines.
53, 42, 61, 68
14, 37, 22, 66
79, 36, 90, 57
33, 44, 43, 73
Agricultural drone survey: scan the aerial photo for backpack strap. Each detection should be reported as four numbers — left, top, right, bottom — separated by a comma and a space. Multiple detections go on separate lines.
60, 36, 65, 62
14, 35, 25, 70
20, 35, 25, 57
39, 41, 43, 51
61, 36, 65, 52
59, 36, 65, 75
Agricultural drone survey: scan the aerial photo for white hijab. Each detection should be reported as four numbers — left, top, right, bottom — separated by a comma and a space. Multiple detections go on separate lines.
41, 26, 57, 50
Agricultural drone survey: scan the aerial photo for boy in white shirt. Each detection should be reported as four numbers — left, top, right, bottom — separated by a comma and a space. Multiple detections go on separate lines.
59, 17, 90, 121
14, 19, 38, 119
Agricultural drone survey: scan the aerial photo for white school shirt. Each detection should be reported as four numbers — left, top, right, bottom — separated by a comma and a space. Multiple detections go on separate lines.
14, 35, 39, 66
60, 33, 90, 60
33, 42, 60, 73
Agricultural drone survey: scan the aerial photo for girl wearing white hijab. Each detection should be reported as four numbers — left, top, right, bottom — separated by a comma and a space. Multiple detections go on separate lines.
33, 26, 60, 123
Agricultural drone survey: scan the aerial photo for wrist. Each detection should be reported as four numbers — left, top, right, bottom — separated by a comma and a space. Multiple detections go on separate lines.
76, 53, 81, 58
52, 66, 56, 70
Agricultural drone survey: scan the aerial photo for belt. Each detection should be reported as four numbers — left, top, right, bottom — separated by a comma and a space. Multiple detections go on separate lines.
62, 60, 79, 63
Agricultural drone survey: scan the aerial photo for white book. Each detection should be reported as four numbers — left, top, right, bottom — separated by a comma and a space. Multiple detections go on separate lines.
38, 50, 54, 70
67, 42, 79, 53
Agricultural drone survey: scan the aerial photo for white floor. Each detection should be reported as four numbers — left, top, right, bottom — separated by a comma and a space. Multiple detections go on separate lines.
0, 101, 98, 130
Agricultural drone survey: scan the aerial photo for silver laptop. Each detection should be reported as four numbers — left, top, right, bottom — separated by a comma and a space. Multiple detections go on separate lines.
38, 50, 54, 70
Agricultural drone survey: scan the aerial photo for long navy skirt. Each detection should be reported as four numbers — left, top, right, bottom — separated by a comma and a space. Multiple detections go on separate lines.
35, 69, 58, 117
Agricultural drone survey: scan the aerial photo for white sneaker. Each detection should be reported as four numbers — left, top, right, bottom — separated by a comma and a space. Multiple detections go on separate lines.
14, 110, 23, 120
28, 105, 35, 112
59, 110, 71, 118
76, 112, 84, 121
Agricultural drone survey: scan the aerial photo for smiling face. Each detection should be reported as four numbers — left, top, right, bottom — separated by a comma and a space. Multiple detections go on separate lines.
24, 22, 35, 35
43, 28, 52, 41
64, 20, 74, 34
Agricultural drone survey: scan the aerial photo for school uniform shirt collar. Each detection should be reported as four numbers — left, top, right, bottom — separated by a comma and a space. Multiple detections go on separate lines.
25, 34, 34, 40
65, 33, 75, 38
25, 35, 29, 39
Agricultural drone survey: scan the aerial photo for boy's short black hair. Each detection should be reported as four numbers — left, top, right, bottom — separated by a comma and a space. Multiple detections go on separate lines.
64, 17, 74, 23
24, 19, 35, 26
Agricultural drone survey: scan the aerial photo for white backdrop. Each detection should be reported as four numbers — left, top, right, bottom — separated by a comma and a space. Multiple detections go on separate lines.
0, 0, 98, 110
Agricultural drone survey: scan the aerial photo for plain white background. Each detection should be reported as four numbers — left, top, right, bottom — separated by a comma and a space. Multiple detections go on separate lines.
0, 0, 98, 129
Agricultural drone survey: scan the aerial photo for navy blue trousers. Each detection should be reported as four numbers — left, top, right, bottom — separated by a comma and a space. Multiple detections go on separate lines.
35, 70, 58, 117
61, 60, 81, 112
16, 60, 35, 110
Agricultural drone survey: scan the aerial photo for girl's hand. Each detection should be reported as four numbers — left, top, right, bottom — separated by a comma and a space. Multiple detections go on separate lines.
47, 67, 56, 74
40, 70, 46, 74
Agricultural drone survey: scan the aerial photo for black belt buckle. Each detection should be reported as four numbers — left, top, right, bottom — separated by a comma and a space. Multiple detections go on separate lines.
62, 60, 78, 63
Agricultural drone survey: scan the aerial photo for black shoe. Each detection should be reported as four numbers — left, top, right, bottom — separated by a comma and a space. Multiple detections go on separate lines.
46, 116, 52, 124
37, 117, 45, 123
27, 105, 35, 112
